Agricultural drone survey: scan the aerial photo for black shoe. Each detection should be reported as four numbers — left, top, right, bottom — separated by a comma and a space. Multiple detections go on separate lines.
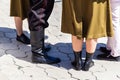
115, 56, 120, 61
99, 47, 111, 53
82, 60, 94, 71
71, 61, 82, 70
97, 53, 110, 59
16, 33, 30, 44
32, 52, 61, 64
44, 44, 51, 52
97, 53, 120, 61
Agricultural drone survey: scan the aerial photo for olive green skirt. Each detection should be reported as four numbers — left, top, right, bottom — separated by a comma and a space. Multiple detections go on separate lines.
10, 0, 30, 20
61, 0, 114, 39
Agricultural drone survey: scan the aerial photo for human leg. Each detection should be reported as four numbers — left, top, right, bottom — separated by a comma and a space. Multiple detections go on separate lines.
109, 1, 120, 57
71, 35, 83, 70
14, 17, 30, 44
82, 39, 97, 71
28, 0, 61, 64
14, 17, 23, 36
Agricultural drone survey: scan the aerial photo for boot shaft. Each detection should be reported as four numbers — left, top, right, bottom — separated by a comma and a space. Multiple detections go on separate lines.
72, 51, 82, 70
30, 30, 44, 53
85, 52, 94, 61
73, 51, 82, 61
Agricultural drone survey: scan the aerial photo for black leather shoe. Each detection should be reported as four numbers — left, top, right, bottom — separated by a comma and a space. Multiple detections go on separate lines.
71, 61, 81, 70
97, 53, 110, 59
82, 60, 94, 71
115, 56, 120, 61
44, 44, 51, 52
97, 53, 120, 61
99, 47, 111, 53
16, 33, 30, 44
32, 52, 61, 64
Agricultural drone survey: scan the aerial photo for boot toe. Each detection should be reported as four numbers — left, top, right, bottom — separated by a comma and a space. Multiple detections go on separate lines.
32, 53, 61, 64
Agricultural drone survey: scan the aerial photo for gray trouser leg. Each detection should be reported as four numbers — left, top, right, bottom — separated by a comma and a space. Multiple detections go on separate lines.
30, 29, 44, 53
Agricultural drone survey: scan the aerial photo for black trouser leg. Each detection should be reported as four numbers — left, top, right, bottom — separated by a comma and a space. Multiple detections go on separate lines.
28, 0, 55, 31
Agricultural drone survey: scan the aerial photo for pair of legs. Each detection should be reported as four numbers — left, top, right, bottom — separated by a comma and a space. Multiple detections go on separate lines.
14, 17, 30, 44
72, 35, 97, 71
72, 36, 97, 53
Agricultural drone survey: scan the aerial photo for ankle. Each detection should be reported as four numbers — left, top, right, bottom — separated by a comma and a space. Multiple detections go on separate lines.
73, 51, 82, 57
17, 33, 23, 36
85, 52, 94, 61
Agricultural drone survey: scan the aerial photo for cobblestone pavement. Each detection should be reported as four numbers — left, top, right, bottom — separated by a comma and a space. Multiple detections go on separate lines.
0, 0, 120, 80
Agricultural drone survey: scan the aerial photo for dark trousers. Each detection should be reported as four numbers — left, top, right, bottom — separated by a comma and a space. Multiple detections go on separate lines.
28, 0, 54, 31
28, 0, 54, 52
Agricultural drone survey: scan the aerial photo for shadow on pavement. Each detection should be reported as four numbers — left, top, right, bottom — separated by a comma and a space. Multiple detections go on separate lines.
0, 27, 107, 70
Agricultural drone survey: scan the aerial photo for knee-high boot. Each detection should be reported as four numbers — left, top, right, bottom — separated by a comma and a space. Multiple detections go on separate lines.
71, 51, 82, 70
82, 52, 94, 71
31, 30, 61, 64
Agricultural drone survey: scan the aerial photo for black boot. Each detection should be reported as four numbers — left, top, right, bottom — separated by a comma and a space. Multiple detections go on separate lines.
71, 51, 82, 70
30, 31, 61, 64
82, 52, 94, 71
32, 50, 61, 64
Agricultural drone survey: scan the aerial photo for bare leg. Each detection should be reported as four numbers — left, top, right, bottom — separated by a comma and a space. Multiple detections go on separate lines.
14, 17, 30, 44
14, 17, 23, 36
83, 39, 97, 71
72, 35, 83, 52
86, 39, 97, 53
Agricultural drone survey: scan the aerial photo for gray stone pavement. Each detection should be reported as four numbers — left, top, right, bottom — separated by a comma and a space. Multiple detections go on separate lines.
0, 0, 120, 80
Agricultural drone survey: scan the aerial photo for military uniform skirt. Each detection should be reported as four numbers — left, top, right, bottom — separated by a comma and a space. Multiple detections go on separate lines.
61, 0, 114, 39
10, 0, 30, 20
